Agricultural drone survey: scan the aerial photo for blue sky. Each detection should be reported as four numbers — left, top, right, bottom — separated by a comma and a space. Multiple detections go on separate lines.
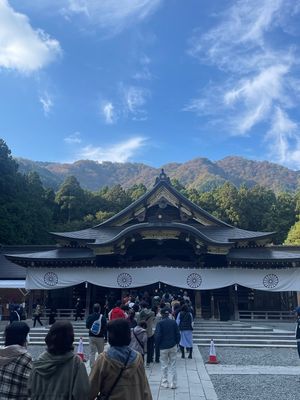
1, 0, 300, 169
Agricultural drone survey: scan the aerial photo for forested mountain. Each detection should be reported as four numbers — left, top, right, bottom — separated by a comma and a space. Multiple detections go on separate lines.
17, 156, 300, 193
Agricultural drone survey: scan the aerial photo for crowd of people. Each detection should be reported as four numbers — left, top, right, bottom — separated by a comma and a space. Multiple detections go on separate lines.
0, 290, 195, 399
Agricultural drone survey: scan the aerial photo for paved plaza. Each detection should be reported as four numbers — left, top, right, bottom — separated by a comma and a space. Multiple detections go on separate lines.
2, 320, 300, 399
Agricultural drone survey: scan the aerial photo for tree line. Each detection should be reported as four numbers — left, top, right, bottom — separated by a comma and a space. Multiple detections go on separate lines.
1, 139, 300, 246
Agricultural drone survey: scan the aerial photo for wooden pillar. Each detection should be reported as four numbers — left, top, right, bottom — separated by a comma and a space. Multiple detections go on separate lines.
85, 282, 92, 318
28, 290, 34, 319
233, 284, 239, 320
194, 290, 201, 318
210, 291, 215, 320
297, 292, 300, 306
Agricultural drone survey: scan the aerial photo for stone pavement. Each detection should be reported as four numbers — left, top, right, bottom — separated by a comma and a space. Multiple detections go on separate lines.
85, 345, 218, 400
146, 346, 218, 400
145, 346, 218, 400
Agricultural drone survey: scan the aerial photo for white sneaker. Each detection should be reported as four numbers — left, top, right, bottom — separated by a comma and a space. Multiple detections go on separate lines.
161, 382, 169, 388
170, 383, 177, 389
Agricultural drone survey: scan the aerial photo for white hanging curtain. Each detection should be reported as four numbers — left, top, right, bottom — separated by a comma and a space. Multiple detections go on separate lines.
25, 266, 300, 291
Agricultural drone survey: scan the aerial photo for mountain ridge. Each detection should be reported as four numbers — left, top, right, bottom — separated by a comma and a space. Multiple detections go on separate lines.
16, 156, 300, 193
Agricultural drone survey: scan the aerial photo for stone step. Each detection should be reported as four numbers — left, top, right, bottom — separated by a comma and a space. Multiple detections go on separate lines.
193, 338, 295, 347
193, 334, 294, 340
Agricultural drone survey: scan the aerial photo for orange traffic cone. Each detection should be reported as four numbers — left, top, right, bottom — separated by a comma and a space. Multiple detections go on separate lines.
77, 337, 84, 361
206, 339, 219, 364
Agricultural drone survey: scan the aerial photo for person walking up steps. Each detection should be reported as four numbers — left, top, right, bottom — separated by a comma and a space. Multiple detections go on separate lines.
176, 304, 193, 359
86, 303, 107, 369
155, 307, 180, 390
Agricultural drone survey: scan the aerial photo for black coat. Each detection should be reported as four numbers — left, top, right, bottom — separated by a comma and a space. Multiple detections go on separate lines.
178, 311, 193, 331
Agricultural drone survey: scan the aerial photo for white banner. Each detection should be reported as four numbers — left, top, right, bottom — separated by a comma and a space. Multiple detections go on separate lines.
25, 267, 300, 292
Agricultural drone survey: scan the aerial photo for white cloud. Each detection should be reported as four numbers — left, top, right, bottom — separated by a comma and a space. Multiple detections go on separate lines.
123, 85, 150, 119
185, 0, 300, 167
78, 136, 147, 162
133, 55, 152, 80
266, 107, 300, 167
0, 0, 61, 73
101, 102, 116, 124
39, 92, 53, 115
64, 0, 163, 34
64, 132, 82, 144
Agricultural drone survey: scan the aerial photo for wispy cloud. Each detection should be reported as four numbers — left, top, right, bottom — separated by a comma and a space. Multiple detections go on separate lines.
78, 136, 147, 162
64, 132, 82, 144
39, 92, 53, 115
133, 55, 152, 80
266, 107, 300, 167
101, 101, 116, 124
123, 85, 150, 120
0, 0, 61, 73
184, 0, 300, 167
63, 0, 163, 34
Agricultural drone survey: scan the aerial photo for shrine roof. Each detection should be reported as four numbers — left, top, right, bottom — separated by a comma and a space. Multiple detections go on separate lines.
5, 247, 95, 263
51, 223, 273, 246
228, 246, 300, 261
93, 170, 232, 228
0, 245, 56, 279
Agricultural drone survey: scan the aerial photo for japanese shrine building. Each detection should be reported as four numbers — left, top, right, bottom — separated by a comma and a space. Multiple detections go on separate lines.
4, 170, 300, 319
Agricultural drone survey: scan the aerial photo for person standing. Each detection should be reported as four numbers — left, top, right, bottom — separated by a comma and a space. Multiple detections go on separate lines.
86, 303, 107, 369
33, 303, 43, 327
139, 301, 155, 366
0, 322, 32, 400
176, 304, 193, 359
109, 300, 126, 320
28, 321, 90, 399
130, 321, 148, 359
155, 308, 180, 389
74, 298, 83, 321
89, 319, 152, 400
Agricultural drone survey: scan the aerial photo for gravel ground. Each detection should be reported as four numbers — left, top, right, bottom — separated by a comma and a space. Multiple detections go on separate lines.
199, 346, 300, 366
210, 375, 300, 400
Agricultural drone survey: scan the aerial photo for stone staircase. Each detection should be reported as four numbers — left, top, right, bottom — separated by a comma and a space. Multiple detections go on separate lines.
0, 320, 296, 348
193, 320, 296, 348
0, 322, 90, 346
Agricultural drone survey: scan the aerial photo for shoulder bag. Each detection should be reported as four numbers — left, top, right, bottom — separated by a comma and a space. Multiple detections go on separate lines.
133, 330, 144, 352
96, 350, 131, 400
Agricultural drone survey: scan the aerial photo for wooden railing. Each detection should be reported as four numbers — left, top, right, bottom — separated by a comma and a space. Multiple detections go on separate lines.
40, 309, 86, 320
238, 310, 295, 321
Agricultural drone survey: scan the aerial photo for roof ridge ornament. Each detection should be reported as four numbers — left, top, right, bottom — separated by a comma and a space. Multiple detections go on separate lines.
154, 169, 171, 186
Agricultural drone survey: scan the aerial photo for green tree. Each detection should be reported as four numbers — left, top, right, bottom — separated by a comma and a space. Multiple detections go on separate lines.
127, 183, 147, 201
285, 221, 300, 245
55, 176, 86, 222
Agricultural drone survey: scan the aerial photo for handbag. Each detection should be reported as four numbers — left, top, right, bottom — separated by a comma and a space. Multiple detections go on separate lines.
96, 350, 131, 400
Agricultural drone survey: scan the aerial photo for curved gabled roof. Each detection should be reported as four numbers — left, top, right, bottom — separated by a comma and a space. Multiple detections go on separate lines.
93, 172, 232, 228
50, 222, 273, 246
50, 171, 275, 245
